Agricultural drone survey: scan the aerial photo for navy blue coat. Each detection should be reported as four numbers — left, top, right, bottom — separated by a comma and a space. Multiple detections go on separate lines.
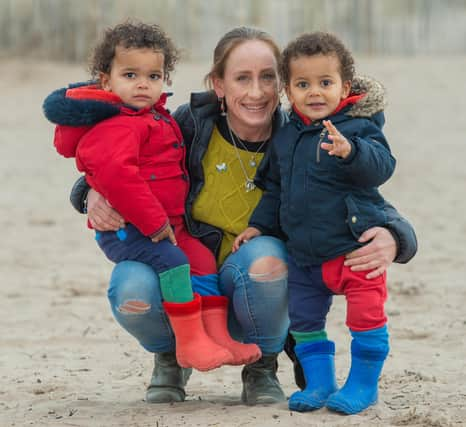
249, 77, 397, 266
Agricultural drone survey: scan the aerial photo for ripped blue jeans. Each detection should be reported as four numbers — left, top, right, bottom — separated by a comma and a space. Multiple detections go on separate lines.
108, 236, 289, 355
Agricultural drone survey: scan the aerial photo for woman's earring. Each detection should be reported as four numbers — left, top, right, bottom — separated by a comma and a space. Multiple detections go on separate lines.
219, 97, 227, 116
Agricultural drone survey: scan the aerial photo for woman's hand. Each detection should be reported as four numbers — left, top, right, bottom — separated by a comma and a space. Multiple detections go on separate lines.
87, 189, 125, 231
232, 227, 262, 252
345, 226, 397, 279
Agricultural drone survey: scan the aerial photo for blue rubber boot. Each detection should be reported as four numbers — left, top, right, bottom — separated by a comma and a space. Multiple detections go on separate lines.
326, 326, 389, 415
288, 341, 338, 412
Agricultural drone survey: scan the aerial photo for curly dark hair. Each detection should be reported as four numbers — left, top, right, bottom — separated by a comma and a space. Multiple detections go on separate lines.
280, 32, 354, 85
89, 21, 180, 83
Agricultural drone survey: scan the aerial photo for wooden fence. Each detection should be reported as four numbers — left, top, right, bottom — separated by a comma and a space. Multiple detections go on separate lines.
1, 0, 465, 62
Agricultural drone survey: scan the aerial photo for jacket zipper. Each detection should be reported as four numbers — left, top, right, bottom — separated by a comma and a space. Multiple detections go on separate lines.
184, 105, 199, 237
184, 106, 223, 257
187, 105, 198, 175
316, 128, 327, 163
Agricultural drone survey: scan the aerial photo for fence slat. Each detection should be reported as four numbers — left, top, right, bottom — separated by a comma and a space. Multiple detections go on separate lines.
0, 0, 465, 62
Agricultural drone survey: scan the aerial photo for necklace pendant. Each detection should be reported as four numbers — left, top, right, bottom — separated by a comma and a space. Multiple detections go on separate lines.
249, 159, 257, 168
245, 179, 256, 192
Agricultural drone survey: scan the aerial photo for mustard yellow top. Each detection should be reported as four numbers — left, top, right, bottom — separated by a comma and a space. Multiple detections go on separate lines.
191, 126, 265, 265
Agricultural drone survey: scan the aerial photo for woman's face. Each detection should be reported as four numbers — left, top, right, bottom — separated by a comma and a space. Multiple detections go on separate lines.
213, 40, 280, 139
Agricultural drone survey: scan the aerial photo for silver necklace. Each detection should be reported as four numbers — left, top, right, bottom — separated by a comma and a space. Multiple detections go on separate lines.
226, 120, 263, 192
230, 131, 269, 168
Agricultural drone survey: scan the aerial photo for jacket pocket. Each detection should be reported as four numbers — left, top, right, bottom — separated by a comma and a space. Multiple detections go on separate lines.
140, 164, 188, 215
140, 163, 185, 181
344, 194, 387, 240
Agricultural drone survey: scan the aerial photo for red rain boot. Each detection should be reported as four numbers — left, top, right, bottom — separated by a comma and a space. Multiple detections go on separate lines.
202, 295, 262, 365
163, 293, 233, 371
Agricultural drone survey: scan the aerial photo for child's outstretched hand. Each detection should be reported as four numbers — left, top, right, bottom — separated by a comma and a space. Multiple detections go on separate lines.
321, 120, 352, 159
232, 227, 262, 252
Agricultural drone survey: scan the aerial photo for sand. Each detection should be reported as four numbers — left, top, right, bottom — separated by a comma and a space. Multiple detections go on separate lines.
1, 56, 466, 427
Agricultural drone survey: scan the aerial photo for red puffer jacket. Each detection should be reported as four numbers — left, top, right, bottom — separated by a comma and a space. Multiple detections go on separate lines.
54, 87, 188, 237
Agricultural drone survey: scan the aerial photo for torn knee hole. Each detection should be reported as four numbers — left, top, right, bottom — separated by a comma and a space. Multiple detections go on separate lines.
248, 256, 287, 282
118, 300, 151, 314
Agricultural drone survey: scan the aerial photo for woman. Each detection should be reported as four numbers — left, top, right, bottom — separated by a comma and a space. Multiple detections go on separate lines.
69, 27, 417, 405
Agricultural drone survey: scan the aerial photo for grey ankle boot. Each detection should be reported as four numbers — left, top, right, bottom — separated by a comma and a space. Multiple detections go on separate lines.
241, 354, 286, 405
146, 352, 192, 403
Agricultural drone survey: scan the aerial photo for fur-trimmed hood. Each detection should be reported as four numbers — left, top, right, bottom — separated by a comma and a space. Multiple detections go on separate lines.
347, 75, 387, 118
43, 81, 121, 126
43, 82, 172, 158
42, 81, 171, 126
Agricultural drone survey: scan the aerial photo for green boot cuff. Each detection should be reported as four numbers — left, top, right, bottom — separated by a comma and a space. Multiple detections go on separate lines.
159, 264, 193, 303
291, 330, 328, 344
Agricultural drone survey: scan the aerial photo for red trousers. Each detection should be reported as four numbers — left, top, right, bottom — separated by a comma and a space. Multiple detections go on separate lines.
288, 255, 387, 333
322, 255, 387, 331
170, 216, 217, 276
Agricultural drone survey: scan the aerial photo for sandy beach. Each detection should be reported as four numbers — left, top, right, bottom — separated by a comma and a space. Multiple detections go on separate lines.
1, 56, 465, 426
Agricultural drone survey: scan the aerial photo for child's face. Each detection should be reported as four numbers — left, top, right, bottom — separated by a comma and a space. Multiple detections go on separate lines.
101, 46, 165, 109
286, 53, 351, 122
